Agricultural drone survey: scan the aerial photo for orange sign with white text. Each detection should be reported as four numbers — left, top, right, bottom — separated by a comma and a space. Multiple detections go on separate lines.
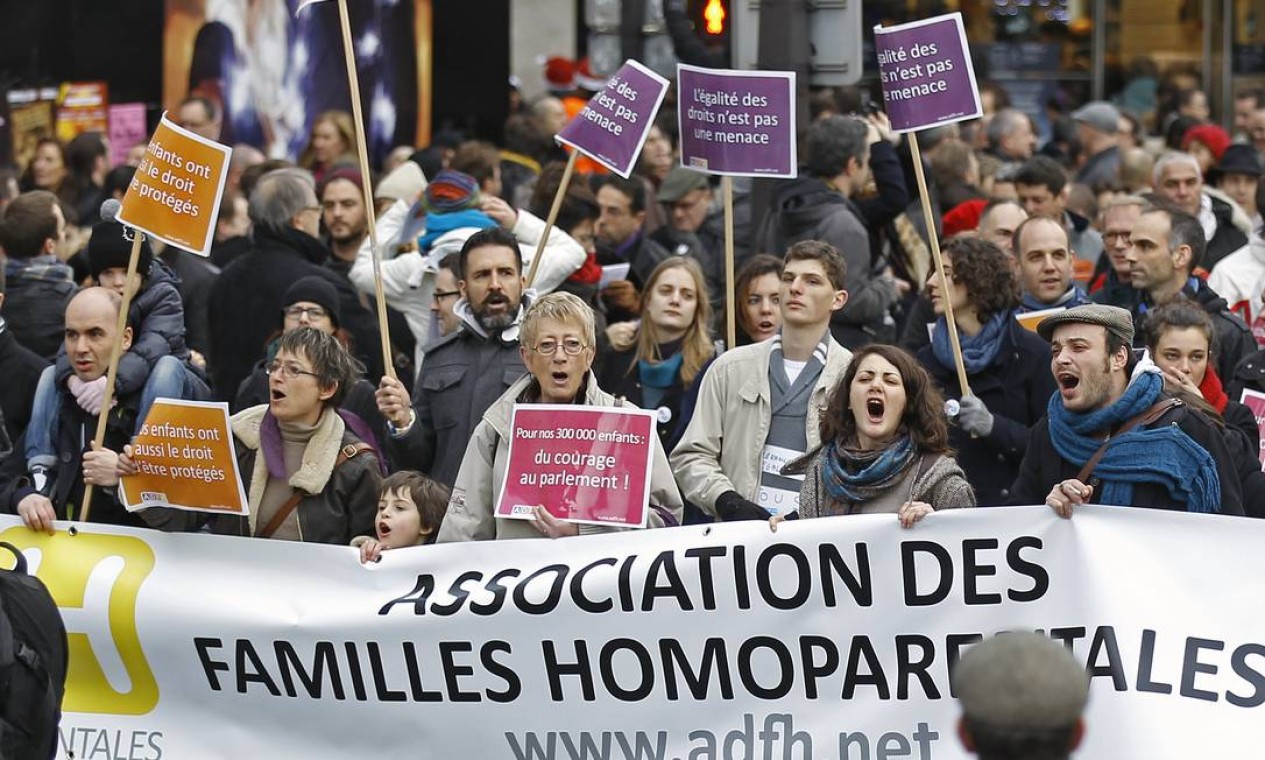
119, 400, 247, 515
116, 113, 230, 256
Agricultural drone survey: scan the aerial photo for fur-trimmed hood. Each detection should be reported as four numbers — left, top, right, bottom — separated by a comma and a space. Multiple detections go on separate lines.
231, 404, 346, 532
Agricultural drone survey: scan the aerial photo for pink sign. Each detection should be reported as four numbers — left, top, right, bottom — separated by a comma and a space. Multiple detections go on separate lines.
1240, 389, 1265, 471
496, 404, 656, 528
108, 104, 148, 167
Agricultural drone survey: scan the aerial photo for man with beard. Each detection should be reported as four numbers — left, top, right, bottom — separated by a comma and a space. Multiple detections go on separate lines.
374, 228, 531, 486
1010, 304, 1241, 515
320, 168, 368, 272
319, 168, 416, 380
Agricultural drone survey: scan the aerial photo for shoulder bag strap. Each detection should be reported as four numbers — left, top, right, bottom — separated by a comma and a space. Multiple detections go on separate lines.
1075, 398, 1182, 483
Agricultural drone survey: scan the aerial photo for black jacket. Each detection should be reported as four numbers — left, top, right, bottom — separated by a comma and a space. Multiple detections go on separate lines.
917, 317, 1058, 506
757, 176, 897, 348
208, 226, 384, 401
385, 324, 527, 487
2, 259, 77, 361
1133, 280, 1255, 386
0, 322, 49, 446
0, 387, 146, 528
597, 344, 690, 447
161, 247, 220, 356
1009, 397, 1245, 515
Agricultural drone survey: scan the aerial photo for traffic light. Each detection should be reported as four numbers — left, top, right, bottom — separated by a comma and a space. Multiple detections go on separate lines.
703, 0, 726, 36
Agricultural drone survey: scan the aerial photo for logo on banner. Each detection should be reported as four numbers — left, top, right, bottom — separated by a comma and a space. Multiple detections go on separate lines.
0, 529, 158, 715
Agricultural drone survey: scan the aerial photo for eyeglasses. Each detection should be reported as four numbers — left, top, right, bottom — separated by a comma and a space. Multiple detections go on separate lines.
531, 338, 587, 356
1103, 231, 1131, 244
265, 360, 320, 380
285, 306, 328, 320
432, 289, 461, 303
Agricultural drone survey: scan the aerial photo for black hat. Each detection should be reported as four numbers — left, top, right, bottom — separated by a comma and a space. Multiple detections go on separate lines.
87, 221, 153, 281
282, 276, 341, 327
1213, 144, 1263, 178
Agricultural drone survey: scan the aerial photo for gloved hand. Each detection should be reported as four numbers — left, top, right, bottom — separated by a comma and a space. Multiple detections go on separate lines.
957, 395, 994, 437
715, 490, 771, 522
67, 375, 113, 416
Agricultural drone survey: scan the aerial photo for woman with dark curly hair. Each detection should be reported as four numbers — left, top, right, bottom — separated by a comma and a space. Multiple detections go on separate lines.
773, 344, 974, 527
915, 237, 1057, 506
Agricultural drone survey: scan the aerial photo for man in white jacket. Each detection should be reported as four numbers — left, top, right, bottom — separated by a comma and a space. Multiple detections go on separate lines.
349, 175, 586, 369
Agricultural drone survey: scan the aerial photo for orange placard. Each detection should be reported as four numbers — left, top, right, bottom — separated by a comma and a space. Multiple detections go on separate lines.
1015, 306, 1067, 333
116, 113, 230, 257
119, 400, 247, 515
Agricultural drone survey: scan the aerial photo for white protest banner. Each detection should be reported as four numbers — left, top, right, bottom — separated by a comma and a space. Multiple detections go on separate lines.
7, 507, 1265, 758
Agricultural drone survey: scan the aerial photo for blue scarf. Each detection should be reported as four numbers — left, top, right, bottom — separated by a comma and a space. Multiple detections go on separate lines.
932, 310, 1008, 375
417, 209, 497, 251
1046, 370, 1221, 512
637, 352, 683, 411
1019, 285, 1089, 313
820, 435, 917, 504
4, 255, 74, 284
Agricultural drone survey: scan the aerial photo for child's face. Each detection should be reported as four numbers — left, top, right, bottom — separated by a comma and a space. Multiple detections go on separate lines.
97, 267, 138, 298
376, 488, 425, 549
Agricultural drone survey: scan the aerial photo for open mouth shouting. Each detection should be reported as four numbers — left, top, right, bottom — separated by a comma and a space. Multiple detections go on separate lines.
865, 396, 886, 424
1056, 370, 1080, 399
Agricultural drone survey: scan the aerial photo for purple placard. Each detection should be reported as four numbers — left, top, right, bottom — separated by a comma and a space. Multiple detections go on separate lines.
874, 12, 982, 134
555, 60, 669, 178
676, 65, 796, 178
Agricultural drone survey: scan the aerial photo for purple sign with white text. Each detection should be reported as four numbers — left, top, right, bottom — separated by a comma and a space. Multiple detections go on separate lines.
556, 60, 669, 178
874, 13, 982, 134
677, 65, 796, 178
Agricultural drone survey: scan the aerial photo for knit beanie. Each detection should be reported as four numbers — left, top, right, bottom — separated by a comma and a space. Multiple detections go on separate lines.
282, 276, 342, 327
423, 170, 481, 214
87, 221, 153, 281
1182, 124, 1231, 162
319, 167, 365, 197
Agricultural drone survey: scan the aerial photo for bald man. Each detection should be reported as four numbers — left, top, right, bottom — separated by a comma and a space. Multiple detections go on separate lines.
0, 288, 146, 532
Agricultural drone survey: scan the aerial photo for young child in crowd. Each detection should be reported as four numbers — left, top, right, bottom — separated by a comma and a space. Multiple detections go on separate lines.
354, 470, 450, 563
24, 220, 209, 483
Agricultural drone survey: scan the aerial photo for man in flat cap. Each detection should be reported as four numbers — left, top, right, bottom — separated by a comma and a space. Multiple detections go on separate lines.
1009, 304, 1242, 515
1071, 101, 1122, 188
954, 632, 1090, 760
651, 166, 725, 315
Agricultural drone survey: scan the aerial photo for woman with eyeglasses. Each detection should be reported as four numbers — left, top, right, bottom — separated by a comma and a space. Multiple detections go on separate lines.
597, 257, 716, 445
439, 292, 684, 541
128, 327, 383, 543
232, 277, 385, 439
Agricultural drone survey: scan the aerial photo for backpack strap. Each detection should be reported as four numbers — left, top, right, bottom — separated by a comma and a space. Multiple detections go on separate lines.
0, 542, 26, 576
1076, 398, 1182, 484
256, 442, 376, 539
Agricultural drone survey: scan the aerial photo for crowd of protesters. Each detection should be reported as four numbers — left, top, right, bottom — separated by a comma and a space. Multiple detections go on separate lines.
3, 58, 1265, 565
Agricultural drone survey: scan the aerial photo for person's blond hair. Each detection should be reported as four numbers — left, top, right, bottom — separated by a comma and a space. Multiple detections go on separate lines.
633, 257, 715, 385
520, 292, 596, 349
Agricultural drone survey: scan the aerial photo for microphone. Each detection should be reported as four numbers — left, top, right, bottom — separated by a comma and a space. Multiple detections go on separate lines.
100, 198, 122, 222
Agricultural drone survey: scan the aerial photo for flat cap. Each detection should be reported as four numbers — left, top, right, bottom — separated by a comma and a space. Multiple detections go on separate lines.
1037, 303, 1135, 345
657, 167, 711, 203
954, 632, 1089, 730
1071, 101, 1121, 134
